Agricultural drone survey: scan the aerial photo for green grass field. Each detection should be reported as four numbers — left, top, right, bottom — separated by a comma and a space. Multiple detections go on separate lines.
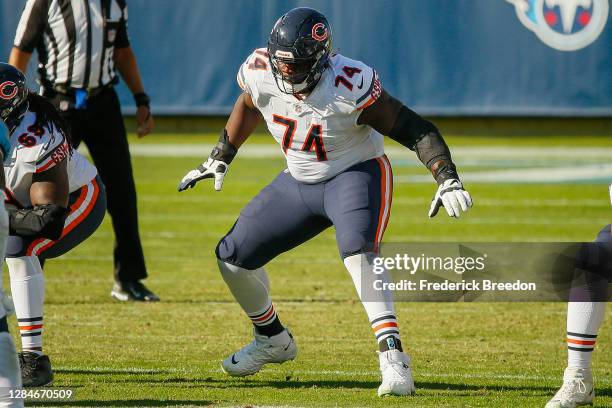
4, 132, 612, 407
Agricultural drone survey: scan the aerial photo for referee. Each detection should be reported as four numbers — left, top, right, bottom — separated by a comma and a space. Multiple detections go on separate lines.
9, 0, 159, 302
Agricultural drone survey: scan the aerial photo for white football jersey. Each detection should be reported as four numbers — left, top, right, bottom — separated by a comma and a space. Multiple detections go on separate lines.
237, 50, 385, 183
3, 111, 97, 208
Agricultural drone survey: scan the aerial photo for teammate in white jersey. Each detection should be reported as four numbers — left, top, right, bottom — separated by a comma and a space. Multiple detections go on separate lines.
545, 187, 611, 408
179, 8, 473, 396
0, 64, 106, 388
0, 116, 22, 407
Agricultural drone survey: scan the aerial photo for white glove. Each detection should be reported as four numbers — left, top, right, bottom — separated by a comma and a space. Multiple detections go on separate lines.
178, 157, 229, 192
428, 179, 473, 218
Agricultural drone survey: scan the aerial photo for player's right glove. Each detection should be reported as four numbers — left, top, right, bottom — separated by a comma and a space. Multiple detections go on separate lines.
178, 130, 238, 192
428, 179, 473, 218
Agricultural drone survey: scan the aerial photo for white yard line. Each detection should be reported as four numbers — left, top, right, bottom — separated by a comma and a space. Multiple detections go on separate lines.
110, 144, 612, 160
398, 164, 612, 184
114, 144, 612, 183
139, 194, 609, 207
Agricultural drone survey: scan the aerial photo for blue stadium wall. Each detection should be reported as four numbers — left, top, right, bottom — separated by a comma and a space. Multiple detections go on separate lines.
1, 0, 611, 116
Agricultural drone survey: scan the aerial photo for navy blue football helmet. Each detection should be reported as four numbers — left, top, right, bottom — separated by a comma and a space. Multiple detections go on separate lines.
0, 63, 28, 123
268, 8, 332, 94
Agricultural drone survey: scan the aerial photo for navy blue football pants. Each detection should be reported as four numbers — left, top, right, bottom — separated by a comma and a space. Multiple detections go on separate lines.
216, 156, 393, 270
569, 224, 611, 302
6, 175, 106, 261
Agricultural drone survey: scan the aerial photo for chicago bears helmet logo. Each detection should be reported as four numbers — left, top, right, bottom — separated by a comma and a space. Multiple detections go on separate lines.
0, 81, 18, 100
507, 0, 609, 51
311, 23, 328, 42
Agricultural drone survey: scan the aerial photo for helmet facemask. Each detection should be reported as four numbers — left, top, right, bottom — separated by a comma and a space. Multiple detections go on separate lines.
0, 90, 28, 123
269, 49, 328, 94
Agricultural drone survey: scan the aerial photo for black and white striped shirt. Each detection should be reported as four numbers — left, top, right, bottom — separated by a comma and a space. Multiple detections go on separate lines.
14, 0, 130, 89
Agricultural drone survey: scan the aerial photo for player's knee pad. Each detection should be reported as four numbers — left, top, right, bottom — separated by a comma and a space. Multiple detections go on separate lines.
6, 256, 43, 280
216, 233, 236, 263
216, 227, 264, 270
337, 231, 373, 260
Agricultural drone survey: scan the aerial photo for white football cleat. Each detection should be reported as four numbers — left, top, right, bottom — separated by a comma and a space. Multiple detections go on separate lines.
221, 328, 297, 376
377, 349, 415, 396
545, 367, 594, 408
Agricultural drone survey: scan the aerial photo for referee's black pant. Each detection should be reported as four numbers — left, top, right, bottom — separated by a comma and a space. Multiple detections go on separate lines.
47, 87, 147, 282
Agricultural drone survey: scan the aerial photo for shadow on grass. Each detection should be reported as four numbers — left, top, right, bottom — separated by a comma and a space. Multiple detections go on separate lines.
56, 368, 177, 375
597, 386, 612, 397
54, 368, 612, 401
70, 374, 561, 394
31, 399, 212, 407
48, 297, 357, 306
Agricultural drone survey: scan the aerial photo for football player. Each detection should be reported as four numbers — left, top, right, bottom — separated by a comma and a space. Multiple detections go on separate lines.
179, 8, 472, 396
0, 120, 23, 407
546, 185, 611, 408
0, 64, 106, 387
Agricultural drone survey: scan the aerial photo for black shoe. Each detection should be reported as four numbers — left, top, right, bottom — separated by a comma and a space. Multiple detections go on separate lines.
111, 280, 160, 302
19, 352, 54, 387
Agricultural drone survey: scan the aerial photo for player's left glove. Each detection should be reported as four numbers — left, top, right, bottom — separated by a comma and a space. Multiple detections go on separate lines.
428, 179, 473, 218
178, 157, 229, 192
177, 130, 237, 192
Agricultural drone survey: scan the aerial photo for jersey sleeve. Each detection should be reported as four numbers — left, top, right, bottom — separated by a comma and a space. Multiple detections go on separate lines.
354, 68, 382, 111
236, 59, 251, 95
236, 48, 269, 100
33, 125, 70, 174
331, 55, 383, 112
13, 0, 49, 52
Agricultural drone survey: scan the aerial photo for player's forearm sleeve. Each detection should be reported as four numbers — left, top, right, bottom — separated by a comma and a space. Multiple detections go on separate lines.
8, 204, 69, 240
388, 105, 459, 184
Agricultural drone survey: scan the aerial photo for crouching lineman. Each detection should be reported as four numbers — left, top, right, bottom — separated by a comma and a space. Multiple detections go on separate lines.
179, 8, 472, 396
0, 64, 106, 387
0, 121, 23, 407
545, 185, 611, 408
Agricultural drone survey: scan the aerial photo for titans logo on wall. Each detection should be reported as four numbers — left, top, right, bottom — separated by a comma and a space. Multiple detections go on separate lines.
507, 0, 609, 51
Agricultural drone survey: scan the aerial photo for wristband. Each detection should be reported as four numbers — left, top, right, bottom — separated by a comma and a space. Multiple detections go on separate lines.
133, 92, 150, 108
431, 160, 460, 185
210, 129, 238, 164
